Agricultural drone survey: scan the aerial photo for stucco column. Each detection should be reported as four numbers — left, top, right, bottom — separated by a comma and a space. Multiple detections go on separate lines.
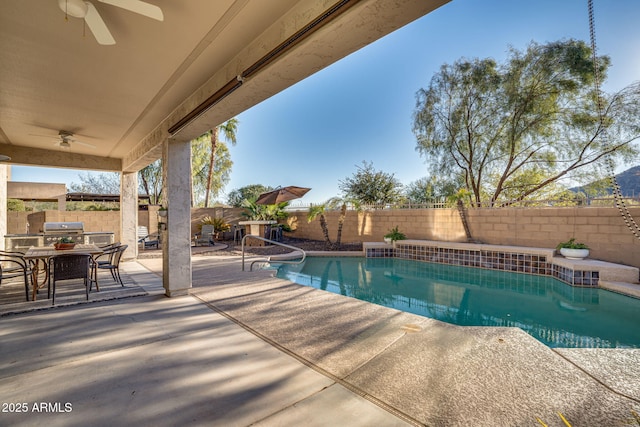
162, 137, 192, 297
121, 171, 138, 260
0, 164, 7, 251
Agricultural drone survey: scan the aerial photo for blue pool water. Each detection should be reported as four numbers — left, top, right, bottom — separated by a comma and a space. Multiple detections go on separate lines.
273, 257, 640, 348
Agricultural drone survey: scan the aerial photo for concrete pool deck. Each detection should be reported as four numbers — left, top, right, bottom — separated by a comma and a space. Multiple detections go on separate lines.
1, 254, 639, 426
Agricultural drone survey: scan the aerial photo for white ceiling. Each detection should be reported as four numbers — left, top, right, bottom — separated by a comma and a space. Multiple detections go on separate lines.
0, 0, 449, 173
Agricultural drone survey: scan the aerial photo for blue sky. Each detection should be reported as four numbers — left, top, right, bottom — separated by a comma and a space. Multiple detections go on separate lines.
11, 0, 640, 204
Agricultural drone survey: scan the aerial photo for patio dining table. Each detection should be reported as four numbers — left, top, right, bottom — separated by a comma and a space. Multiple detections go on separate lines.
23, 244, 103, 301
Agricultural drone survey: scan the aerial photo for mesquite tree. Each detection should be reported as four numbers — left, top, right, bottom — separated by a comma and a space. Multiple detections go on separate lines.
413, 39, 640, 206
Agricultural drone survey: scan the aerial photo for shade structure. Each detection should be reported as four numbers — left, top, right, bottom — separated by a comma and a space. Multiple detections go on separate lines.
255, 186, 311, 205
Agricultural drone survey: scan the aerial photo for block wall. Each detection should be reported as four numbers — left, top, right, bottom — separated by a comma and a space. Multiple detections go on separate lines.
287, 206, 640, 270
466, 206, 640, 269
7, 212, 30, 234
190, 207, 245, 237
7, 205, 640, 270
286, 209, 467, 243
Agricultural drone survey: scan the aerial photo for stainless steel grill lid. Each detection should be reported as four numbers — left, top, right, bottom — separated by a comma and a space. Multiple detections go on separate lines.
43, 222, 84, 234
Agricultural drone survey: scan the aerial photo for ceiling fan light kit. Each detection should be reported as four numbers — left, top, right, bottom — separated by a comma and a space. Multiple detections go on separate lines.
58, 0, 163, 45
59, 0, 88, 18
53, 130, 96, 149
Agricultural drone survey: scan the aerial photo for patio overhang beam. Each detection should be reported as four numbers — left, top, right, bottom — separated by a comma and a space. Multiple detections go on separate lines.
0, 144, 121, 171
168, 76, 244, 137
168, 0, 360, 138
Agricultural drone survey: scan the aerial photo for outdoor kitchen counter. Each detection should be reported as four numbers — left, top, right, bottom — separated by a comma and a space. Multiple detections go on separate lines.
5, 232, 114, 253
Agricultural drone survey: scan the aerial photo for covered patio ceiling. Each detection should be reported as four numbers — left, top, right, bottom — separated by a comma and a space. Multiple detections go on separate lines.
0, 0, 449, 175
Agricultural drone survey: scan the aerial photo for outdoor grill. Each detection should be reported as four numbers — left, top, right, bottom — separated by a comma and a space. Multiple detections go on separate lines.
5, 222, 114, 253
42, 222, 85, 246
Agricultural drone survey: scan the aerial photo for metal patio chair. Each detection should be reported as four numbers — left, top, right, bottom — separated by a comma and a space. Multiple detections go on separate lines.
90, 242, 122, 290
0, 250, 33, 301
48, 253, 92, 305
233, 225, 245, 245
95, 244, 128, 287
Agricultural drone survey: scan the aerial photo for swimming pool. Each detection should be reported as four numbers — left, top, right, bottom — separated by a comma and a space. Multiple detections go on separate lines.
272, 256, 640, 348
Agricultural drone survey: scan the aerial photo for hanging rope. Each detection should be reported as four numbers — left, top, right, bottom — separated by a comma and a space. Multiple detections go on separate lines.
588, 0, 640, 240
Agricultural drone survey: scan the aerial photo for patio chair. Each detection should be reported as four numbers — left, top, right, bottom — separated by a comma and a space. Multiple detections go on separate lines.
138, 226, 159, 250
270, 225, 283, 242
233, 225, 245, 245
95, 244, 128, 287
98, 241, 121, 250
48, 253, 92, 305
194, 224, 215, 246
0, 250, 33, 301
90, 242, 122, 290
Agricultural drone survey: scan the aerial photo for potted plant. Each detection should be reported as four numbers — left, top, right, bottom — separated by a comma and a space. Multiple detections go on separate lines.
384, 226, 406, 244
54, 237, 76, 250
157, 206, 167, 217
556, 238, 590, 260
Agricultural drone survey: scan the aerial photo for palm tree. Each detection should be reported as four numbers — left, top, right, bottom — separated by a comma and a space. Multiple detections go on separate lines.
241, 199, 289, 221
205, 118, 238, 207
307, 202, 332, 247
190, 118, 238, 207
307, 197, 359, 249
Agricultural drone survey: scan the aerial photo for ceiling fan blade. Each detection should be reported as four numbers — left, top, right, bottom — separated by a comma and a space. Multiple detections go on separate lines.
84, 2, 116, 45
71, 139, 97, 148
30, 133, 58, 139
98, 0, 164, 21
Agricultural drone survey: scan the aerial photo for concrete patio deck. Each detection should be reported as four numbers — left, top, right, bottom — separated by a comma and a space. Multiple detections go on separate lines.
1, 254, 639, 426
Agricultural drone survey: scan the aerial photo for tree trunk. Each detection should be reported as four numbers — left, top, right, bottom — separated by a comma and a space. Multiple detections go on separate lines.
204, 127, 219, 207
319, 214, 332, 248
140, 176, 151, 203
333, 203, 347, 249
457, 199, 474, 242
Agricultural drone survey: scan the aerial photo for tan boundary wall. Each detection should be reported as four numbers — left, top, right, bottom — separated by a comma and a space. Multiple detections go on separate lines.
466, 206, 640, 270
7, 207, 247, 243
7, 206, 640, 270
22, 210, 122, 242
190, 207, 246, 237
285, 206, 640, 270
286, 209, 466, 243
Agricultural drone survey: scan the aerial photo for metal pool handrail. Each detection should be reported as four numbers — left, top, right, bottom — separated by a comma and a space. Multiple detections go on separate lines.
241, 235, 306, 271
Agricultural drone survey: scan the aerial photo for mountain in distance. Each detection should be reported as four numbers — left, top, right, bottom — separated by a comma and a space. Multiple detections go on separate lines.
570, 165, 640, 197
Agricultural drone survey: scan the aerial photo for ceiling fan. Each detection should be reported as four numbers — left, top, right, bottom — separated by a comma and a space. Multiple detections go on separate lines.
30, 129, 97, 149
54, 130, 96, 149
58, 0, 164, 45
30, 130, 97, 149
